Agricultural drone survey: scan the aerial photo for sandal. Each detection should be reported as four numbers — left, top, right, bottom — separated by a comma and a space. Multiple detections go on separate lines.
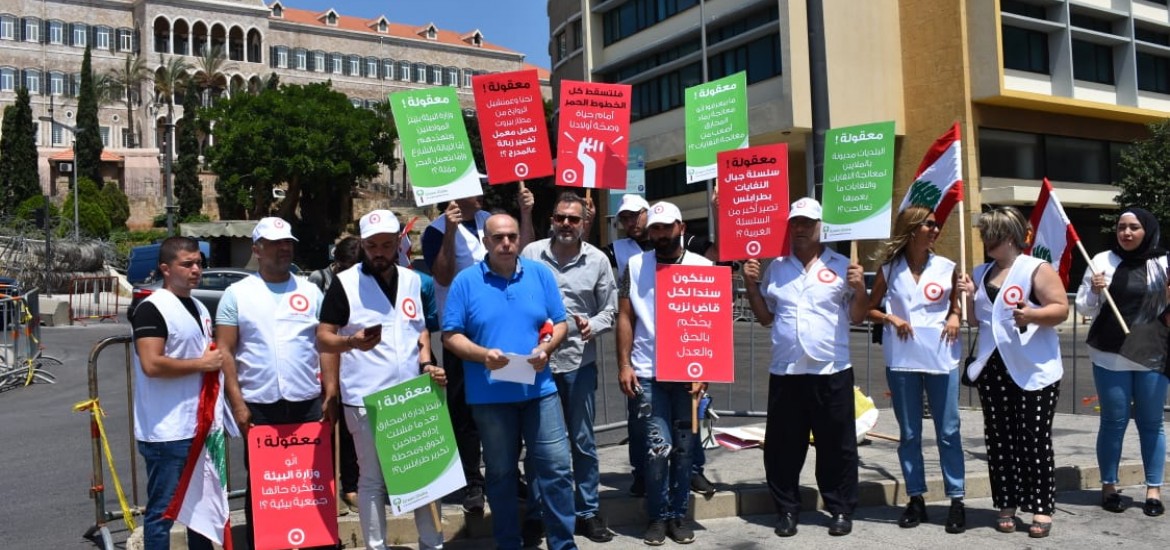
1102, 492, 1126, 513
1144, 498, 1165, 517
1028, 520, 1052, 538
995, 514, 1017, 533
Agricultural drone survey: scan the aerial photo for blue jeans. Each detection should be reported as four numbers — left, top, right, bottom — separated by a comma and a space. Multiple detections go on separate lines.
472, 393, 575, 550
628, 399, 706, 481
635, 378, 694, 521
553, 363, 602, 519
886, 368, 965, 498
1093, 365, 1168, 486
137, 439, 213, 550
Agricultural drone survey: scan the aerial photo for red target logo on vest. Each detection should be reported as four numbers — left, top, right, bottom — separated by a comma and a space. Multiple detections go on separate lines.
289, 293, 310, 312
402, 297, 418, 319
1002, 285, 1025, 306
816, 268, 837, 284
923, 282, 945, 302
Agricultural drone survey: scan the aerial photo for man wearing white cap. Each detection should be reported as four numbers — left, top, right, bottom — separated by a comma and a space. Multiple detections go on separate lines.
317, 210, 447, 550
741, 198, 868, 538
216, 217, 333, 548
615, 201, 709, 545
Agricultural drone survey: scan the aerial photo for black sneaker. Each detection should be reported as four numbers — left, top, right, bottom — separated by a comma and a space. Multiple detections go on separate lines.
643, 520, 666, 546
629, 475, 646, 497
462, 484, 485, 515
576, 515, 614, 543
898, 495, 927, 528
690, 472, 716, 497
666, 518, 695, 544
522, 518, 545, 548
945, 498, 966, 534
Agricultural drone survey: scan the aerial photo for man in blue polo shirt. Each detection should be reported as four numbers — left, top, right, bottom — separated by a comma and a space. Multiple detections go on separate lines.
442, 213, 577, 550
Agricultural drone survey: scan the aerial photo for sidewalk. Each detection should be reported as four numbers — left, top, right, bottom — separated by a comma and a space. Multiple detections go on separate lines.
146, 408, 1144, 548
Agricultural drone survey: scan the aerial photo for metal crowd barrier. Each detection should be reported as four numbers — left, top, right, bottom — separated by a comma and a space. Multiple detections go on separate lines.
0, 288, 58, 390
69, 276, 121, 324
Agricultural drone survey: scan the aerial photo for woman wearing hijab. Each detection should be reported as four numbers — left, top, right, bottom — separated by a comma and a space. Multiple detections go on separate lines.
1075, 207, 1169, 517
866, 206, 966, 533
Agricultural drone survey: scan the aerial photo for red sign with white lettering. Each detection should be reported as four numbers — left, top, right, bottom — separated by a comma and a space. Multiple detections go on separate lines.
654, 265, 735, 383
472, 70, 553, 184
248, 422, 338, 550
718, 144, 789, 262
555, 80, 632, 190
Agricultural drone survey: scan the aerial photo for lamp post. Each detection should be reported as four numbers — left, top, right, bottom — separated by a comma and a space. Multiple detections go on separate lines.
163, 110, 175, 235
38, 115, 80, 240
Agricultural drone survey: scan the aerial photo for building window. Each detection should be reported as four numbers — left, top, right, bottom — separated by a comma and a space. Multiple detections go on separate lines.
49, 21, 63, 44
50, 72, 63, 95
445, 67, 457, 86
431, 65, 442, 85
708, 33, 782, 83
24, 18, 39, 42
398, 61, 410, 81
295, 49, 306, 70
1138, 52, 1170, 94
383, 60, 394, 80
413, 63, 426, 83
118, 28, 134, 51
327, 12, 337, 26
1072, 39, 1114, 84
351, 98, 362, 108
73, 23, 87, 47
275, 46, 288, 68
367, 59, 378, 78
378, 20, 387, 33
100, 126, 110, 147
272, 4, 283, 18
462, 68, 473, 87
1046, 135, 1109, 183
0, 68, 14, 91
978, 129, 1041, 180
331, 55, 342, 74
0, 16, 14, 40
349, 57, 360, 76
572, 20, 583, 50
603, 0, 699, 45
1069, 13, 1113, 34
52, 123, 63, 145
314, 51, 325, 72
1001, 25, 1049, 74
24, 69, 40, 94
1135, 26, 1170, 46
556, 31, 567, 62
96, 26, 111, 50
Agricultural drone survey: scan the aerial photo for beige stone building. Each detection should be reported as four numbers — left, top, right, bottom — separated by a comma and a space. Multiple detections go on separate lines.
0, 0, 549, 229
551, 0, 1170, 280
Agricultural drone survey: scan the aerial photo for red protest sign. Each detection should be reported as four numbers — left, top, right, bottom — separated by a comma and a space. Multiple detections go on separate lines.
718, 144, 789, 262
654, 265, 734, 383
472, 70, 553, 184
556, 80, 631, 189
248, 423, 338, 550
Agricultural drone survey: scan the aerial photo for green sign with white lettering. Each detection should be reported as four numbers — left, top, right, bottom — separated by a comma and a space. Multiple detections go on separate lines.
820, 121, 896, 242
390, 87, 483, 206
684, 72, 750, 183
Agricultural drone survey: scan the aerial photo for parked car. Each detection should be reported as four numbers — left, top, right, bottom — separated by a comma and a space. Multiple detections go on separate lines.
126, 268, 254, 322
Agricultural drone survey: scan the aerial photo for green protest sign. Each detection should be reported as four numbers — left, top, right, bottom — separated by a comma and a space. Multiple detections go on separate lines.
363, 374, 465, 516
390, 87, 483, 207
821, 121, 896, 242
684, 71, 749, 183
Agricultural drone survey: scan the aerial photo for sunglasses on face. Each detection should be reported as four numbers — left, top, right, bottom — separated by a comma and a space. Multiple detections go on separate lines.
553, 214, 583, 225
919, 220, 939, 229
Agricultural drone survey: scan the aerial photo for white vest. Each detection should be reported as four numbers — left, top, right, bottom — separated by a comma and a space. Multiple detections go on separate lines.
133, 289, 217, 442
232, 274, 322, 404
967, 255, 1063, 390
763, 249, 854, 372
627, 249, 713, 379
432, 210, 491, 313
336, 264, 425, 406
613, 238, 644, 280
882, 255, 960, 373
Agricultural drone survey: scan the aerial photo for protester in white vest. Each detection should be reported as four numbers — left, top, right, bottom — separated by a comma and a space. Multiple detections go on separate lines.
865, 206, 966, 534
216, 217, 333, 548
741, 198, 868, 539
318, 210, 447, 550
131, 236, 225, 550
957, 206, 1068, 539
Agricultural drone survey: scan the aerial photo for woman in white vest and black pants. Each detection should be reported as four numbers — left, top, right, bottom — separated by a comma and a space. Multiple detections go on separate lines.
957, 206, 1068, 539
866, 206, 966, 534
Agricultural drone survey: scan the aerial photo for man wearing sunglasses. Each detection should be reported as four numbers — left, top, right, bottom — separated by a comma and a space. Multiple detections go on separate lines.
521, 192, 619, 542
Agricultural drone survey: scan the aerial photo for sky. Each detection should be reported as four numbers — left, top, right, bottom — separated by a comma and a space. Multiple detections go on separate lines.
289, 0, 552, 69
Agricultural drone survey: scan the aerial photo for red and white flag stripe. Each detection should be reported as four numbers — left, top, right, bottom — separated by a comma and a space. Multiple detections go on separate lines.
1028, 178, 1080, 287
898, 122, 964, 227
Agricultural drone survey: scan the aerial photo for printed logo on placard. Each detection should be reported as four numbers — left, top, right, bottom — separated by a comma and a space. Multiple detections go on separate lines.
687, 362, 704, 378
402, 298, 418, 319
923, 282, 945, 302
745, 240, 761, 257
816, 268, 837, 284
562, 168, 578, 184
1002, 285, 1025, 306
514, 163, 529, 178
289, 293, 310, 312
287, 528, 305, 546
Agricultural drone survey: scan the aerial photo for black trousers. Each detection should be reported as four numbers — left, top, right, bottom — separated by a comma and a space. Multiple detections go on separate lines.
764, 369, 859, 516
444, 346, 486, 488
243, 398, 327, 550
337, 411, 358, 495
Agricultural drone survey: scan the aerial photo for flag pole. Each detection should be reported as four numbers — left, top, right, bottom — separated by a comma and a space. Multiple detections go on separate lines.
957, 197, 968, 321
1073, 240, 1129, 334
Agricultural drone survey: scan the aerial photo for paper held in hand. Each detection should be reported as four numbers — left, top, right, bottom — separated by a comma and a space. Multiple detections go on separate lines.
489, 352, 540, 385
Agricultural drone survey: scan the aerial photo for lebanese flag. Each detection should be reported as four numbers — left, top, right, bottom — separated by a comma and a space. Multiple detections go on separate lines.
898, 122, 963, 226
163, 371, 232, 549
1028, 178, 1080, 287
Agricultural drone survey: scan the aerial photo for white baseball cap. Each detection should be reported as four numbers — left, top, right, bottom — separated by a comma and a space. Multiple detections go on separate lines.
252, 217, 297, 242
360, 209, 401, 239
788, 198, 823, 221
617, 194, 650, 214
646, 201, 683, 227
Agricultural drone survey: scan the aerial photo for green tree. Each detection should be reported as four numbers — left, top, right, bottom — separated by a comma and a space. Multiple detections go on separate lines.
106, 53, 152, 148
75, 45, 105, 186
100, 182, 131, 230
62, 177, 111, 238
192, 45, 235, 104
0, 88, 42, 214
14, 195, 59, 225
205, 82, 395, 261
175, 84, 203, 221
1111, 120, 1170, 230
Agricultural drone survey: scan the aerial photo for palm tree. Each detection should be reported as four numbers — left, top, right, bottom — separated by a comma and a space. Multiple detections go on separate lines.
192, 45, 236, 104
154, 54, 192, 124
106, 54, 151, 148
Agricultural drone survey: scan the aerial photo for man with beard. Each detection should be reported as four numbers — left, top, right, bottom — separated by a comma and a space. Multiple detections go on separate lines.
520, 192, 618, 542
616, 201, 709, 545
216, 217, 335, 548
442, 213, 577, 550
741, 198, 868, 538
318, 210, 447, 550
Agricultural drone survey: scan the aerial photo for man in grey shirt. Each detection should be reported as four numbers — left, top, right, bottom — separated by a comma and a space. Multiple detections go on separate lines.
521, 191, 618, 543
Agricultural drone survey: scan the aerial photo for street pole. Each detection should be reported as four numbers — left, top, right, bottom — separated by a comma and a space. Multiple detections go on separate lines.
164, 110, 175, 235
699, 0, 714, 241
72, 135, 79, 240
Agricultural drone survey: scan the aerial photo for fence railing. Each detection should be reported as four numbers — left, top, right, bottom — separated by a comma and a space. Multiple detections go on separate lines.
0, 288, 59, 391
69, 276, 121, 324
